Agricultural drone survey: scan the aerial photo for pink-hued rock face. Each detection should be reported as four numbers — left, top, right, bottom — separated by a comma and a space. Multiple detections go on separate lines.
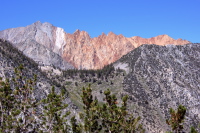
62, 31, 190, 69
0, 21, 190, 69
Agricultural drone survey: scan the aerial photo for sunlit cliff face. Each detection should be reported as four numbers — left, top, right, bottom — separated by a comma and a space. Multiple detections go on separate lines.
0, 21, 190, 69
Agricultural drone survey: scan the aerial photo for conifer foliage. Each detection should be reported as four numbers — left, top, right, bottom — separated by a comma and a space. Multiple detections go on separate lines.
166, 105, 198, 133
13, 64, 38, 132
72, 84, 145, 133
0, 77, 18, 132
0, 65, 38, 132
40, 86, 70, 133
166, 105, 186, 133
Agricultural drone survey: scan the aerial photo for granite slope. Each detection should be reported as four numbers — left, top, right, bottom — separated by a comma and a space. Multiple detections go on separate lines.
114, 43, 200, 133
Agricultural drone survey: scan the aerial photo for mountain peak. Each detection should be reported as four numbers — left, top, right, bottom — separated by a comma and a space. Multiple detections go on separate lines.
0, 21, 191, 69
31, 21, 54, 29
73, 29, 90, 38
101, 32, 106, 36
33, 21, 42, 26
155, 34, 172, 39
107, 31, 116, 36
74, 29, 81, 33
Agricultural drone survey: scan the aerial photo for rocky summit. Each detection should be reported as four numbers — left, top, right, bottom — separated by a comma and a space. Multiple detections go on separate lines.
0, 21, 190, 69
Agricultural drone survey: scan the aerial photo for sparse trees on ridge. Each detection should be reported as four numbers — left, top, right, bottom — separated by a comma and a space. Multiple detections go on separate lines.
0, 65, 38, 132
0, 65, 199, 133
0, 77, 18, 132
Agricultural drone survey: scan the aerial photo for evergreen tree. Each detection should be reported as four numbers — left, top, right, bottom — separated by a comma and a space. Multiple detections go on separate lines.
12, 65, 38, 132
79, 84, 101, 133
70, 116, 81, 133
0, 77, 20, 132
72, 85, 145, 133
40, 86, 70, 133
0, 65, 38, 132
166, 105, 199, 133
100, 89, 144, 133
166, 105, 186, 133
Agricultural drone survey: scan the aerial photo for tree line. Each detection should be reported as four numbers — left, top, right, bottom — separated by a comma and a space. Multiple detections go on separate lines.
63, 64, 116, 79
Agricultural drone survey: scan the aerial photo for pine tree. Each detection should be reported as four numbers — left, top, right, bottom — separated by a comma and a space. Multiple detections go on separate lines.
0, 77, 20, 132
0, 65, 39, 133
70, 116, 81, 133
166, 105, 186, 133
72, 85, 145, 133
12, 64, 38, 132
100, 89, 144, 133
79, 84, 101, 133
166, 105, 199, 133
40, 86, 70, 133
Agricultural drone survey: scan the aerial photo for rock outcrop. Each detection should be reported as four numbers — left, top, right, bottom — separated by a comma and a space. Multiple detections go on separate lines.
0, 21, 190, 69
0, 22, 74, 70
114, 43, 200, 133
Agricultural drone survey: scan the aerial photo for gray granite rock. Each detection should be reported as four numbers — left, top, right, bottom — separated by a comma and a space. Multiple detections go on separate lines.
115, 43, 200, 133
0, 21, 74, 70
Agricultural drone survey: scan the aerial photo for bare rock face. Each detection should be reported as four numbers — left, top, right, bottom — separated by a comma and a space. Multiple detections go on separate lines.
115, 43, 200, 133
0, 21, 190, 69
0, 21, 74, 70
62, 31, 135, 69
130, 34, 190, 46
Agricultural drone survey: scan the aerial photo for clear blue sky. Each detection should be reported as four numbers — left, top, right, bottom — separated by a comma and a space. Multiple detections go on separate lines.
0, 0, 200, 43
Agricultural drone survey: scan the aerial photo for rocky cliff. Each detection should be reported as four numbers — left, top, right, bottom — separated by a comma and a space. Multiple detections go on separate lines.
0, 21, 190, 69
0, 22, 74, 70
114, 43, 200, 133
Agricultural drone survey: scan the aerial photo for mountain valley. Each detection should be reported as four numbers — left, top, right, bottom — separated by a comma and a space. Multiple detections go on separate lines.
0, 22, 199, 133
